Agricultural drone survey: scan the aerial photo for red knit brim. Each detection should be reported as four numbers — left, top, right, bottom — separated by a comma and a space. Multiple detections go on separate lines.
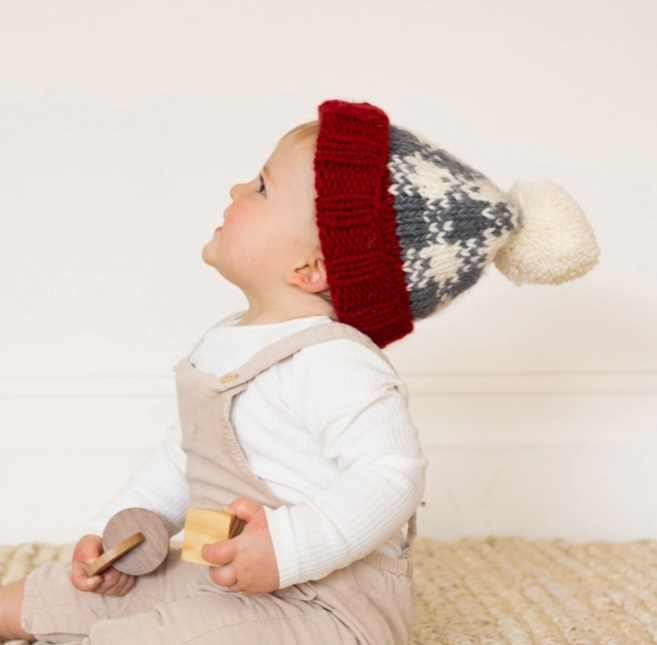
314, 100, 413, 348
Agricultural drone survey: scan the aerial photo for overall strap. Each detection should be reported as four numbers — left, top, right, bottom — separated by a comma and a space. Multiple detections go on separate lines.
210, 321, 394, 392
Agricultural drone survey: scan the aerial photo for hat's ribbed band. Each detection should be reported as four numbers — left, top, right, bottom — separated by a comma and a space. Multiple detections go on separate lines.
315, 100, 413, 348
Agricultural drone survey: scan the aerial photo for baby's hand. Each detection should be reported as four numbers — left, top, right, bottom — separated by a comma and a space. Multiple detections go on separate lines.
201, 497, 279, 596
70, 534, 137, 596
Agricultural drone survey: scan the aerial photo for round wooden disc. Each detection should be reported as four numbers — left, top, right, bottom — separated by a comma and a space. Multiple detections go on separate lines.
102, 507, 169, 576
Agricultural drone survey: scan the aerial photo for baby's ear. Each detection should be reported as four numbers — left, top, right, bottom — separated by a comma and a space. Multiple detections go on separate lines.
286, 257, 329, 294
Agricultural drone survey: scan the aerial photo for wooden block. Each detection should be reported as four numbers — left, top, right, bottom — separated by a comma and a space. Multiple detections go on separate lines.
86, 532, 145, 577
86, 507, 170, 577
181, 508, 245, 566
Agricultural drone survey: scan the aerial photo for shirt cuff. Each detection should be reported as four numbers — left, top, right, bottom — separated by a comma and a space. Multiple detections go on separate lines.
264, 505, 300, 589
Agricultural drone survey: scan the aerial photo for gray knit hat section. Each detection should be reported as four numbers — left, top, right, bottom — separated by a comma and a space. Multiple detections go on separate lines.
387, 126, 521, 320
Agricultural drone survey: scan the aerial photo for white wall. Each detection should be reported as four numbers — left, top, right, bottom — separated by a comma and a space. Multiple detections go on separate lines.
1, 0, 656, 544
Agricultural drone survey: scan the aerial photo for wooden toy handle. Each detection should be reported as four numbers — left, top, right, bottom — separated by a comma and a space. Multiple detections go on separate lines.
85, 532, 145, 577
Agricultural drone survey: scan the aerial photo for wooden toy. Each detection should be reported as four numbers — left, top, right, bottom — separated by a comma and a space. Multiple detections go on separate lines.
85, 507, 169, 577
181, 508, 245, 566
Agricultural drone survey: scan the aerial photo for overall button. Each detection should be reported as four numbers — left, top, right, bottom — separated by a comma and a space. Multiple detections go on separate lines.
220, 373, 238, 383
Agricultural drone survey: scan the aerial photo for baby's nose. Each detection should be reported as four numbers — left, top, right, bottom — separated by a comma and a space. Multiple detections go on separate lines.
229, 182, 248, 201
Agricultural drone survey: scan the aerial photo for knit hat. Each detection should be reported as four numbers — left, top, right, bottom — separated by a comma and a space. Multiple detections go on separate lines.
313, 99, 600, 348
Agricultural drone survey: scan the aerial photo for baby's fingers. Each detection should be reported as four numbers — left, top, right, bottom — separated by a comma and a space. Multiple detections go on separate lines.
70, 533, 105, 592
97, 570, 136, 596
89, 567, 126, 596
70, 561, 102, 592
208, 562, 238, 590
202, 539, 236, 567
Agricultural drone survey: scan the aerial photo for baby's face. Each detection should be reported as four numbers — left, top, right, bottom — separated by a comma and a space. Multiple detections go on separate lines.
202, 134, 319, 293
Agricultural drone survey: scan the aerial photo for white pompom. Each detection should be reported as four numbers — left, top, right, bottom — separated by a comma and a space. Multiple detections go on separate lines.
494, 178, 600, 285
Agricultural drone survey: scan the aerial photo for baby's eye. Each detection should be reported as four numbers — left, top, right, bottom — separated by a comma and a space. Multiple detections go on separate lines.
257, 175, 267, 196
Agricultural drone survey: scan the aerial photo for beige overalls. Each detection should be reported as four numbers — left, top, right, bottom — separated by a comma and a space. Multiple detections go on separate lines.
22, 322, 418, 645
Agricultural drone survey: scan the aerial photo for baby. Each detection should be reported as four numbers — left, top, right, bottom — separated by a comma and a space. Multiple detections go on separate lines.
0, 99, 599, 645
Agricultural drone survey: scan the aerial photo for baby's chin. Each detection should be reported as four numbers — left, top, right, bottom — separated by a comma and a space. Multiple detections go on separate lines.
200, 243, 211, 265
200, 241, 220, 269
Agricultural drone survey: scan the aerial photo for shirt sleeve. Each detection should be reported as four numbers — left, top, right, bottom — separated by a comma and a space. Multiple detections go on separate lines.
264, 339, 427, 588
82, 419, 190, 538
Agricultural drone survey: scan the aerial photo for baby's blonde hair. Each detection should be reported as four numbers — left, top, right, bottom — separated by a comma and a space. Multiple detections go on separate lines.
282, 120, 320, 144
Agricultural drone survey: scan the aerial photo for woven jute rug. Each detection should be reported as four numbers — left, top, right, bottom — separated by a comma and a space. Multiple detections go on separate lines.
3, 537, 657, 644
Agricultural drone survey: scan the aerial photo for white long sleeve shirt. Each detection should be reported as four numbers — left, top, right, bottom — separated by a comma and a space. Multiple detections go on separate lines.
84, 314, 427, 588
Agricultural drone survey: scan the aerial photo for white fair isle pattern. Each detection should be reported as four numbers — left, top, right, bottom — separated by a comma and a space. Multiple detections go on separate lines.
387, 126, 521, 320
